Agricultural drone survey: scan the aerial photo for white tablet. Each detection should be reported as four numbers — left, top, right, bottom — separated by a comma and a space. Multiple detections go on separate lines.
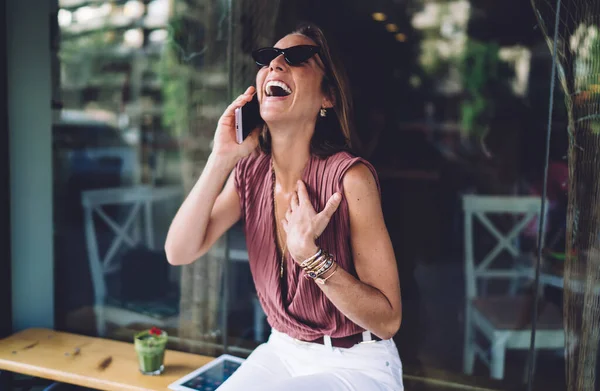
168, 354, 245, 391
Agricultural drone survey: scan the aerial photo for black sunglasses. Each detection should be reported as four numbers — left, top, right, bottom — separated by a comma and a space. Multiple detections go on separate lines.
252, 45, 321, 67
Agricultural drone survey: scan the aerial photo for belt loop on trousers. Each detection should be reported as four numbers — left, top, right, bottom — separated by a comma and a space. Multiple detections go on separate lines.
362, 331, 372, 342
323, 335, 333, 349
360, 331, 377, 344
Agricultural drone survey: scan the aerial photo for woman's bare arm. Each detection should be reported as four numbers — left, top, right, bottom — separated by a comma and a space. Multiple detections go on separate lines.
314, 164, 401, 339
165, 86, 259, 265
284, 163, 402, 339
164, 156, 240, 265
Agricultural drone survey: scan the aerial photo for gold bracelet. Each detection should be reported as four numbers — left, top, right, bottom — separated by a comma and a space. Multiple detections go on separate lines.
315, 263, 339, 285
306, 254, 329, 273
307, 260, 333, 279
304, 252, 334, 279
305, 252, 328, 271
316, 252, 336, 277
300, 248, 323, 268
304, 253, 327, 271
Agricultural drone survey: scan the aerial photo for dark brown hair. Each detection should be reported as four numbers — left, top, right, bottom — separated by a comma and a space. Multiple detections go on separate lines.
259, 23, 355, 158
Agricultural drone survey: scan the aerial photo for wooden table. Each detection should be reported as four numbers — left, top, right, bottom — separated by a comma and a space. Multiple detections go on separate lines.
0, 328, 213, 391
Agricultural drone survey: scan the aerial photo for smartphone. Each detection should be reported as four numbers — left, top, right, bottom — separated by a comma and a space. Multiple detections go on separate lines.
235, 93, 263, 144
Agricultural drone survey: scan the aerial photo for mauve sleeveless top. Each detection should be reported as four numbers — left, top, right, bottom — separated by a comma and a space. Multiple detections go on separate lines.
234, 151, 380, 340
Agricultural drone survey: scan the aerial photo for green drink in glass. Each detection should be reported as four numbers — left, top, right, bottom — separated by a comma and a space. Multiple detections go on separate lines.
134, 327, 168, 375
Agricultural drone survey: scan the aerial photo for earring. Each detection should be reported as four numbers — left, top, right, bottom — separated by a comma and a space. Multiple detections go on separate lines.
320, 108, 327, 117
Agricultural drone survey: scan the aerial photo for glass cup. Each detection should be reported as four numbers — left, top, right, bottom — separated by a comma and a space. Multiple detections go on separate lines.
134, 328, 168, 375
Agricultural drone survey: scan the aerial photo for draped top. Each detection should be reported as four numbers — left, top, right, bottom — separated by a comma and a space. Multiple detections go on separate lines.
234, 151, 380, 340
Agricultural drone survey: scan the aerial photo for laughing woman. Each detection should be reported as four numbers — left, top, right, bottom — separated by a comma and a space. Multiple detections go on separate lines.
165, 23, 403, 391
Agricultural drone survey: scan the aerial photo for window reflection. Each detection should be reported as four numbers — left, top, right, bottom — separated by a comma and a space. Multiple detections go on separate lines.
52, 0, 571, 389
54, 0, 255, 358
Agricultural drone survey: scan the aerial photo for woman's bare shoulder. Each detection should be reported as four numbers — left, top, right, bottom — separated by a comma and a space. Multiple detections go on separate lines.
342, 162, 378, 197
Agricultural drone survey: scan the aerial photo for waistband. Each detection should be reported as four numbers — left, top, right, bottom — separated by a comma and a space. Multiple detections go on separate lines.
278, 330, 382, 349
308, 332, 382, 349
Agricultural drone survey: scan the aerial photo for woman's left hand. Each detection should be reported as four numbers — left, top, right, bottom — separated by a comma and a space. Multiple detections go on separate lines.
282, 180, 342, 263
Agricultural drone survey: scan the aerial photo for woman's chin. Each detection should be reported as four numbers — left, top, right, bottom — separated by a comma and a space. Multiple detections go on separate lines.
260, 110, 289, 124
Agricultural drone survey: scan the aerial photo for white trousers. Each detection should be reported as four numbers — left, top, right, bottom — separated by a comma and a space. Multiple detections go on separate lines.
217, 329, 404, 391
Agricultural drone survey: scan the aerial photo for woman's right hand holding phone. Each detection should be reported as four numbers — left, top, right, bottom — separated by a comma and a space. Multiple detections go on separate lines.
166, 86, 257, 265
213, 86, 259, 165
166, 86, 259, 265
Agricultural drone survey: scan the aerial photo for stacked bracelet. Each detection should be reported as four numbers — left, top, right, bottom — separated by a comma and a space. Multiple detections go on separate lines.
300, 248, 336, 280
300, 249, 323, 268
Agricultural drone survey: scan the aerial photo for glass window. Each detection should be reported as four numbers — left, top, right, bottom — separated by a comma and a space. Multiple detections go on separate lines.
52, 1, 571, 390
54, 0, 261, 358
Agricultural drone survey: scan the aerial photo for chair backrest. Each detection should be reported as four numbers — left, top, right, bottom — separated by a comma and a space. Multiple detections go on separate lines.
462, 195, 544, 300
81, 185, 182, 306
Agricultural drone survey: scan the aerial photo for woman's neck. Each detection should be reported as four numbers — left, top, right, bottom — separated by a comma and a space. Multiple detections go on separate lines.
269, 122, 313, 192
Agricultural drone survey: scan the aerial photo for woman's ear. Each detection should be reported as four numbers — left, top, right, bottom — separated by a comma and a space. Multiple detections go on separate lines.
322, 88, 335, 109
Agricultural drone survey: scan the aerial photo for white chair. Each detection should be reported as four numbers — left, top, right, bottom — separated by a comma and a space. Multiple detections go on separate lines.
82, 185, 183, 336
462, 195, 564, 380
83, 185, 267, 344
